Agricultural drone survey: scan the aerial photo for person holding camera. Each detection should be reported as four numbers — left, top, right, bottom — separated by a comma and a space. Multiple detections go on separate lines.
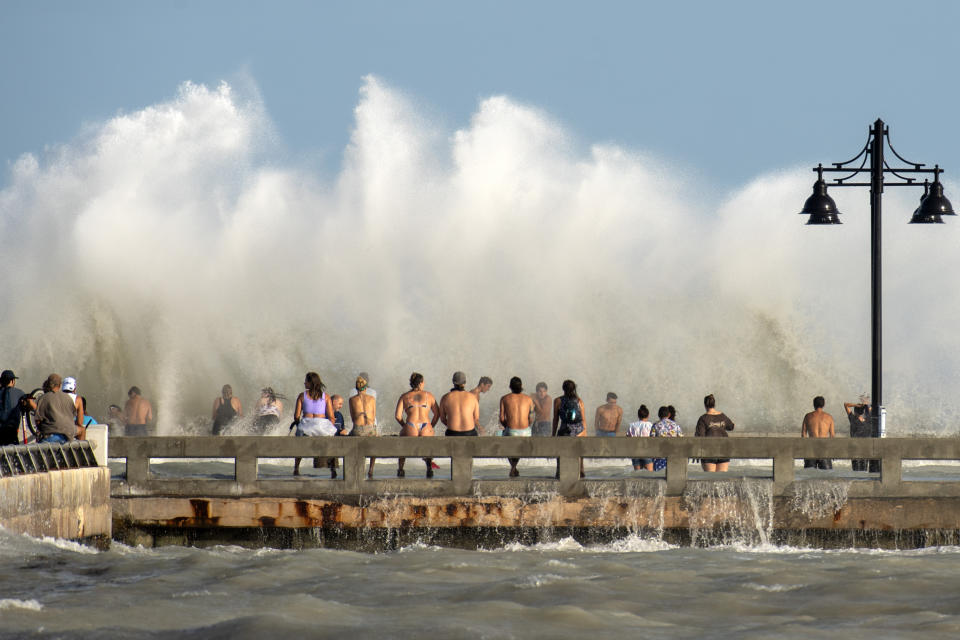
844, 395, 875, 472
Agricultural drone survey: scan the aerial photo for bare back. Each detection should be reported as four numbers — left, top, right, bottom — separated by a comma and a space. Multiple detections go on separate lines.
802, 409, 835, 438
349, 391, 376, 427
594, 402, 623, 433
500, 393, 534, 430
440, 390, 479, 431
125, 396, 153, 424
396, 389, 438, 436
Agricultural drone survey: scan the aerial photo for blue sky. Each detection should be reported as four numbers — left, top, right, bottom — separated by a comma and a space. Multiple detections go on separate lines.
3, 0, 959, 191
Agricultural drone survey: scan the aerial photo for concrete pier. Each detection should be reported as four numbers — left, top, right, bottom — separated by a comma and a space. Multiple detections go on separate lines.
109, 436, 960, 549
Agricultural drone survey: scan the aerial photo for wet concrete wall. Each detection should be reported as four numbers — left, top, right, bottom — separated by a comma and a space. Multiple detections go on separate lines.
1, 467, 112, 544
111, 492, 960, 550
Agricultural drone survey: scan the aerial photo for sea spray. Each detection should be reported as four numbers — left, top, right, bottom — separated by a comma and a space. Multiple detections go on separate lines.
1, 76, 959, 433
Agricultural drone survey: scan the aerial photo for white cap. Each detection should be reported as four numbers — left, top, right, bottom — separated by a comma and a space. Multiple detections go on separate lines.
62, 376, 77, 393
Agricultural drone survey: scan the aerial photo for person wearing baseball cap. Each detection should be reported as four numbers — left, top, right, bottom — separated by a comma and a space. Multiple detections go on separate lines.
439, 371, 480, 437
0, 370, 24, 445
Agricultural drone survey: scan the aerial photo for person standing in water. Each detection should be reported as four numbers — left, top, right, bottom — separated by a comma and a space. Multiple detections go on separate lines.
292, 372, 337, 477
531, 382, 552, 437
694, 393, 735, 472
395, 372, 439, 478
802, 396, 835, 470
499, 376, 534, 477
349, 374, 378, 478
440, 371, 480, 436
212, 384, 243, 435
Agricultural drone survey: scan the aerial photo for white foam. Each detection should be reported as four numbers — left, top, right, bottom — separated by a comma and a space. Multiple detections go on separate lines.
0, 598, 43, 611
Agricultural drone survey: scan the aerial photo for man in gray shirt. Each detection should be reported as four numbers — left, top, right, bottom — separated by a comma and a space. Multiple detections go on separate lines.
35, 373, 84, 443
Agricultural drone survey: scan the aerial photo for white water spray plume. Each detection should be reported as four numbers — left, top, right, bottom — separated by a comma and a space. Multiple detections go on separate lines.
1, 76, 957, 434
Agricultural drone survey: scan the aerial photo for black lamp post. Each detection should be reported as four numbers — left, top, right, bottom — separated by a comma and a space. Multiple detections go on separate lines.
799, 118, 954, 448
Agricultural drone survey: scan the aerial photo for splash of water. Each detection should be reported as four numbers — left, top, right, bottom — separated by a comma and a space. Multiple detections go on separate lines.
790, 479, 850, 520
2, 76, 958, 433
683, 478, 774, 546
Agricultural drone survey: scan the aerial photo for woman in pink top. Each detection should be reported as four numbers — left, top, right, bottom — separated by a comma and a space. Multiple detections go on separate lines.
293, 371, 336, 476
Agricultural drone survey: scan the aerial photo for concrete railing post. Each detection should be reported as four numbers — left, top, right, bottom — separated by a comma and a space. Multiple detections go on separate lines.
451, 445, 473, 494
665, 452, 687, 496
773, 453, 795, 495
554, 439, 583, 495
881, 446, 902, 490
344, 440, 364, 494
235, 454, 258, 486
126, 450, 149, 485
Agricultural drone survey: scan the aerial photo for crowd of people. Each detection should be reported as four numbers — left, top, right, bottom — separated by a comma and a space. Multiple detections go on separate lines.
0, 366, 875, 478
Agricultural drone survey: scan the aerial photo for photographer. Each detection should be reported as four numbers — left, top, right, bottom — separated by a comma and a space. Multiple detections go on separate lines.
844, 395, 877, 472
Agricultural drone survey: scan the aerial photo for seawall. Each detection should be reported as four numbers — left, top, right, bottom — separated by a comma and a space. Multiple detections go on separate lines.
0, 437, 111, 546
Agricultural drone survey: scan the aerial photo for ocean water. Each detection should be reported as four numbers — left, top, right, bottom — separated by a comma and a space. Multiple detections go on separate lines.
2, 529, 960, 639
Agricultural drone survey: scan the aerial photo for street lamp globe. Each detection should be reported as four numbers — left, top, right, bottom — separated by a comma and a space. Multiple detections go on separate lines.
910, 175, 955, 224
800, 171, 842, 225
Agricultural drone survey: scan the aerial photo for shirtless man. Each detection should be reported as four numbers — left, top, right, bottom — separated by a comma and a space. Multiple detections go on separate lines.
440, 371, 480, 436
470, 376, 493, 399
594, 392, 623, 436
500, 376, 535, 477
394, 372, 439, 478
348, 374, 377, 478
802, 396, 835, 470
123, 386, 153, 436
469, 376, 492, 434
531, 382, 552, 437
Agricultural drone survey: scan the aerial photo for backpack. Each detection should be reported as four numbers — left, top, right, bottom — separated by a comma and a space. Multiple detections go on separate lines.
559, 396, 581, 424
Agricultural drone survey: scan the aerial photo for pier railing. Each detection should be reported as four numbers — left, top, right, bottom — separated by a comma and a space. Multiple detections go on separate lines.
0, 441, 99, 478
108, 436, 960, 499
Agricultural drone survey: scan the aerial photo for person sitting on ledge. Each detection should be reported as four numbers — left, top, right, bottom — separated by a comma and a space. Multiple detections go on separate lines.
395, 372, 439, 478
35, 373, 85, 444
499, 376, 534, 477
